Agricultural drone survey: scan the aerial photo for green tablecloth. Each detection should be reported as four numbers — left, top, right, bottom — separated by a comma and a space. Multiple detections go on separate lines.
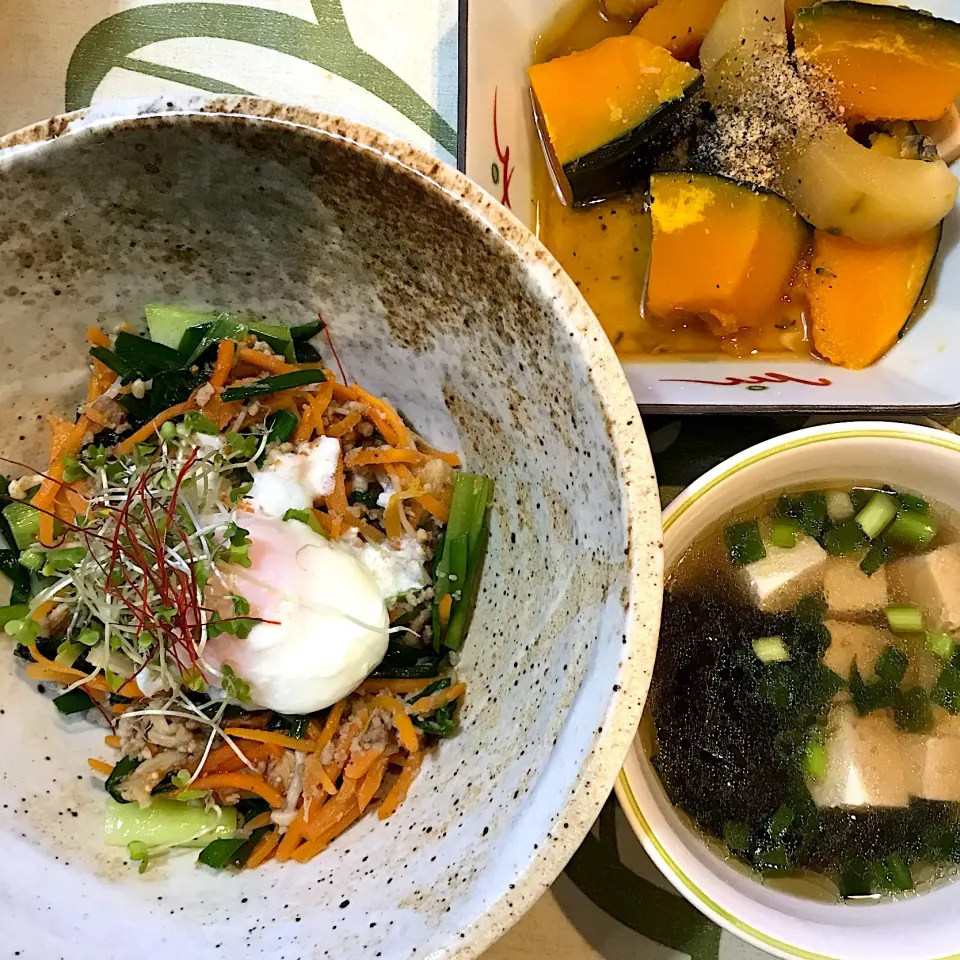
0, 7, 934, 957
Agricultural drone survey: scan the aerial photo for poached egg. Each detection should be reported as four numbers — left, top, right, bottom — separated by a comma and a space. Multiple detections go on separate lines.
204, 511, 389, 713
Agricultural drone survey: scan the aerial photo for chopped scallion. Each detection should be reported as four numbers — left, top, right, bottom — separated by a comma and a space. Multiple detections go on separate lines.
769, 518, 801, 549
53, 688, 97, 716
753, 636, 790, 663
926, 630, 955, 661
886, 603, 924, 634
886, 511, 937, 548
803, 740, 827, 780
855, 491, 898, 540
220, 369, 326, 402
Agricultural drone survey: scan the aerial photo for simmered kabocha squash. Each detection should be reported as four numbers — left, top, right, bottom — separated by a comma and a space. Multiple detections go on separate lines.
631, 0, 727, 64
646, 173, 808, 334
808, 225, 941, 369
795, 2, 960, 121
527, 36, 702, 206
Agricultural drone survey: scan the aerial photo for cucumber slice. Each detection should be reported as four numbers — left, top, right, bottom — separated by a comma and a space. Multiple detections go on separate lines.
104, 797, 238, 848
145, 305, 295, 361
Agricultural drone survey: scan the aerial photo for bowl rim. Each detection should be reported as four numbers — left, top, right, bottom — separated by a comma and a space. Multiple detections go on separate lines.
616, 419, 960, 960
0, 97, 664, 960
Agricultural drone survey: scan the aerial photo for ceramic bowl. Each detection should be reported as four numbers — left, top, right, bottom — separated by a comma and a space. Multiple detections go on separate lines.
462, 0, 960, 413
616, 420, 960, 960
0, 98, 663, 960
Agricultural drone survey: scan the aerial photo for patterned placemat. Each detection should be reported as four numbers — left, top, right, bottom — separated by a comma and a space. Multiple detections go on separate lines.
0, 6, 929, 957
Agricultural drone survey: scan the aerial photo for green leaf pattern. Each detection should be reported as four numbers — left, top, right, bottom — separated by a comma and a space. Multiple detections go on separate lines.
66, 0, 456, 156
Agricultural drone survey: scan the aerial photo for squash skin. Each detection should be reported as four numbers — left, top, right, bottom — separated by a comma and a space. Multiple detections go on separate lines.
528, 36, 703, 206
809, 225, 941, 369
795, 2, 960, 122
646, 173, 809, 334
631, 0, 727, 64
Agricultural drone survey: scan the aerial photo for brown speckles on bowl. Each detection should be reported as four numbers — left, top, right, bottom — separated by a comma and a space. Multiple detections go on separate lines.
0, 98, 662, 960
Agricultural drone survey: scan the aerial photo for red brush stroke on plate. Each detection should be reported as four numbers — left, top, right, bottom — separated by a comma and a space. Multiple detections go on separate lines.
660, 372, 833, 387
493, 88, 514, 209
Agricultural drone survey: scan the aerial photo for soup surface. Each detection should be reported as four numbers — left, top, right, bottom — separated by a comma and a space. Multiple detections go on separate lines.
650, 483, 960, 900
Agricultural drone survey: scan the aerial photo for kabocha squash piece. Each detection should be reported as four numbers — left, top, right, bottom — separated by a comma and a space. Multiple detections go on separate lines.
602, 0, 659, 20
646, 173, 808, 334
778, 124, 958, 243
631, 0, 727, 64
809, 225, 941, 369
794, 2, 960, 122
528, 36, 703, 206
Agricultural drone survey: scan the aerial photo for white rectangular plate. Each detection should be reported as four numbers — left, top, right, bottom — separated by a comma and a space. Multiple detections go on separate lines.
461, 0, 960, 412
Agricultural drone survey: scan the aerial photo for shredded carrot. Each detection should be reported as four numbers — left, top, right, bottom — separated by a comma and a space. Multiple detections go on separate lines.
104, 734, 121, 748
210, 339, 236, 389
115, 399, 196, 456
293, 804, 363, 862
242, 811, 275, 831
62, 485, 88, 518
293, 401, 315, 443
303, 777, 358, 842
275, 812, 306, 862
304, 752, 338, 798
344, 747, 383, 780
31, 599, 56, 623
378, 751, 423, 820
414, 437, 461, 468
357, 751, 391, 813
357, 521, 385, 543
325, 410, 361, 438
331, 384, 409, 448
246, 828, 281, 869
411, 489, 450, 524
47, 415, 74, 462
195, 740, 281, 776
87, 758, 113, 776
358, 677, 441, 695
438, 594, 453, 631
34, 415, 91, 545
188, 772, 285, 808
118, 678, 143, 699
384, 492, 404, 541
309, 380, 334, 430
223, 727, 318, 753
345, 448, 426, 468
408, 682, 466, 716
325, 453, 351, 520
236, 346, 296, 375
371, 694, 420, 753
314, 700, 345, 753
27, 642, 82, 676
86, 326, 111, 349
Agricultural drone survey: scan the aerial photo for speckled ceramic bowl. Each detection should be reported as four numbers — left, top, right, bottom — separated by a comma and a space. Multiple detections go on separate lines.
0, 99, 662, 960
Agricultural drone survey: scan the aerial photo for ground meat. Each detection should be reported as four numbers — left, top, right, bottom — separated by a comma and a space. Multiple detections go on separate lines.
418, 457, 454, 501
265, 750, 296, 793
87, 395, 128, 431
195, 383, 215, 408
355, 709, 392, 754
120, 749, 190, 806
118, 697, 207, 758
39, 603, 72, 638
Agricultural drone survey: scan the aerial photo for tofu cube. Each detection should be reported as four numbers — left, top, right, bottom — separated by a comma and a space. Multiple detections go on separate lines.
808, 703, 914, 808
914, 733, 960, 802
888, 543, 960, 631
739, 536, 828, 613
822, 621, 892, 683
823, 557, 888, 620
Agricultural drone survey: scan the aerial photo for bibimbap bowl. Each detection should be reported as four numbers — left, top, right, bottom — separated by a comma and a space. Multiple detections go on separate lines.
617, 420, 960, 960
0, 99, 662, 960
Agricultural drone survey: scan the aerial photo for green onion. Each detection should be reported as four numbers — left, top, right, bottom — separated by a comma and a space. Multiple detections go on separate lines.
822, 521, 867, 556
799, 492, 828, 537
855, 491, 898, 539
874, 645, 908, 686
181, 315, 248, 366
753, 636, 790, 663
886, 511, 937, 548
897, 492, 928, 515
289, 319, 325, 341
825, 490, 855, 523
724, 520, 766, 566
0, 603, 29, 628
884, 853, 913, 891
127, 839, 150, 874
114, 332, 184, 374
282, 508, 325, 536
53, 688, 96, 716
722, 821, 750, 852
768, 805, 795, 840
886, 603, 924, 634
803, 740, 827, 780
926, 630, 955, 661
220, 369, 327, 403
266, 409, 299, 445
2, 502, 40, 550
89, 345, 139, 380
198, 826, 270, 870
769, 518, 801, 549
